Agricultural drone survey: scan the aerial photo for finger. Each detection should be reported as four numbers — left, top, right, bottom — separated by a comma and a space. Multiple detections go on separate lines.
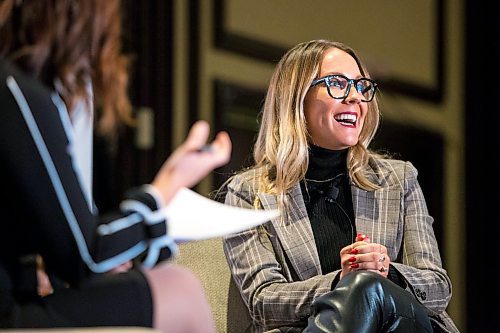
348, 241, 371, 255
210, 131, 232, 161
372, 254, 389, 274
195, 132, 231, 170
350, 260, 379, 271
184, 120, 210, 150
37, 269, 53, 296
378, 262, 388, 273
377, 244, 387, 255
349, 263, 360, 269
349, 252, 384, 264
366, 269, 386, 277
355, 233, 369, 242
374, 243, 387, 254
366, 269, 382, 274
342, 241, 364, 256
341, 244, 354, 256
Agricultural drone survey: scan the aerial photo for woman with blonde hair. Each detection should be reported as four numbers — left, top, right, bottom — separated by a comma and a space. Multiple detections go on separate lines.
223, 39, 459, 332
0, 0, 231, 331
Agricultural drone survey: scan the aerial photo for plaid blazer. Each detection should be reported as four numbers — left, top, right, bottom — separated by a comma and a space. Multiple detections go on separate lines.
223, 158, 459, 333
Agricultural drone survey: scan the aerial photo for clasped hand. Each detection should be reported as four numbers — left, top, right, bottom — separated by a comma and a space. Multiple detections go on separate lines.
340, 233, 390, 279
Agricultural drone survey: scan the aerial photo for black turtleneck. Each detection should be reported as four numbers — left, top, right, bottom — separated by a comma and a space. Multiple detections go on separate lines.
300, 144, 356, 274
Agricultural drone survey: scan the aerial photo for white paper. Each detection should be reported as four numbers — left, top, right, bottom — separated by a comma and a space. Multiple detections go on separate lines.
161, 187, 279, 241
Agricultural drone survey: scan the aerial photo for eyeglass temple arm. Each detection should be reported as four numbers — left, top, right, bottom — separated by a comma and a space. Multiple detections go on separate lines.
310, 77, 327, 87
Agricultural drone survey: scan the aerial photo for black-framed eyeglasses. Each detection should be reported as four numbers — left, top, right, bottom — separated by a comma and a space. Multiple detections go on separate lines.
310, 74, 378, 102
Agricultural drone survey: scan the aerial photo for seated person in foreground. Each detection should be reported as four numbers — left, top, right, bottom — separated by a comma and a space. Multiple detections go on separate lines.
0, 1, 232, 332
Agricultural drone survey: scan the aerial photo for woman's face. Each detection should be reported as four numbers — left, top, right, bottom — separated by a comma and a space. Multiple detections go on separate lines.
304, 48, 369, 150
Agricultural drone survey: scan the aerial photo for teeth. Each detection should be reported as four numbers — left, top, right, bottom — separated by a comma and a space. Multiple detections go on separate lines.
335, 113, 357, 123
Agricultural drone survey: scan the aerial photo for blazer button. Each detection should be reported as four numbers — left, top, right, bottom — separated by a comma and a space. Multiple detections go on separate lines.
415, 288, 427, 301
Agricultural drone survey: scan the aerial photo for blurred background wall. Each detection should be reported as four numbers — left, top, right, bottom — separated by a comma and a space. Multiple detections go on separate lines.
93, 1, 500, 332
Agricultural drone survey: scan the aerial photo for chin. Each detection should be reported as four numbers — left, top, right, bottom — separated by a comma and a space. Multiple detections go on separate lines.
338, 138, 358, 148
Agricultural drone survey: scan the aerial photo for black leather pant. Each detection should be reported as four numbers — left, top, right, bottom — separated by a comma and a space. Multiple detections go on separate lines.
304, 271, 433, 333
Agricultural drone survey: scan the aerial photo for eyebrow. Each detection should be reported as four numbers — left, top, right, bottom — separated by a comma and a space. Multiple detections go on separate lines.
322, 72, 364, 79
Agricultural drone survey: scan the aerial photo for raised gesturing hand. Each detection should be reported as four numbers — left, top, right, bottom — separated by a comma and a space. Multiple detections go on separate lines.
152, 120, 232, 204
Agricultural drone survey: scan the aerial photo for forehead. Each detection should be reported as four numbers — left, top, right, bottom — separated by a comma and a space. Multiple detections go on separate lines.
319, 48, 362, 78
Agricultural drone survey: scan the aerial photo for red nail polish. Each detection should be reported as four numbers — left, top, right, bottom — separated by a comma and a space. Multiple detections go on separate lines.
350, 248, 359, 255
357, 232, 362, 237
348, 256, 356, 262
350, 263, 359, 268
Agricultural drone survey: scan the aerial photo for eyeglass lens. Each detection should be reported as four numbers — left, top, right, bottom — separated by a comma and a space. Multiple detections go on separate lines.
328, 76, 375, 101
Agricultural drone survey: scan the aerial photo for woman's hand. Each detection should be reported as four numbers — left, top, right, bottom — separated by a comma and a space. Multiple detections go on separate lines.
152, 120, 231, 204
339, 233, 390, 279
107, 260, 133, 274
36, 255, 53, 297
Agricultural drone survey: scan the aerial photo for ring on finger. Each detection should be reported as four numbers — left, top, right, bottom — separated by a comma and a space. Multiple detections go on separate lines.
379, 265, 387, 273
378, 255, 386, 262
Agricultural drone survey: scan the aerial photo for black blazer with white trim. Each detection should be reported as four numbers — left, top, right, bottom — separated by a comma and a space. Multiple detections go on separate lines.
0, 60, 173, 307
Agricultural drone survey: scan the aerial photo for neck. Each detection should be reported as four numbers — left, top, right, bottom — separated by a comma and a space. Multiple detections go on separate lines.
305, 144, 348, 181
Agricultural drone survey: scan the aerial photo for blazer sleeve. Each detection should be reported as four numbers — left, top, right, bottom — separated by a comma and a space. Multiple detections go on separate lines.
391, 161, 453, 315
0, 62, 174, 285
223, 172, 337, 330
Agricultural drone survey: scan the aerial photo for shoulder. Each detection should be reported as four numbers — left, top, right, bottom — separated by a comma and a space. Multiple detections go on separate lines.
0, 60, 53, 107
227, 167, 266, 189
0, 60, 64, 150
0, 60, 18, 81
366, 156, 418, 188
225, 167, 267, 203
0, 60, 22, 106
1, 60, 33, 89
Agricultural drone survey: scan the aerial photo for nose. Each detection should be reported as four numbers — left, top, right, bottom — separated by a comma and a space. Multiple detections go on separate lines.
343, 82, 362, 104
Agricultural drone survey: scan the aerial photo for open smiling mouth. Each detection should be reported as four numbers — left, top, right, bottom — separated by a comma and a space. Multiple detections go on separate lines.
334, 113, 357, 127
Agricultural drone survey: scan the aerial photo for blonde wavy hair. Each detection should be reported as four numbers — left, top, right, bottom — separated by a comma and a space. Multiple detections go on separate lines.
0, 0, 132, 134
247, 40, 382, 212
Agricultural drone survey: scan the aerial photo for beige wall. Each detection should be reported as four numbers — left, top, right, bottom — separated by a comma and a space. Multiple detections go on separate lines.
172, 0, 465, 330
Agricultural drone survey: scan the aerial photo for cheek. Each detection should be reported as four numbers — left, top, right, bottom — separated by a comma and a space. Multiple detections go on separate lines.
359, 105, 369, 126
304, 99, 321, 127
305, 103, 330, 136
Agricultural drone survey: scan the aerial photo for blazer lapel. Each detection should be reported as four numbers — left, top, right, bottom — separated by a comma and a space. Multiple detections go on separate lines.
352, 185, 376, 235
257, 184, 322, 280
351, 170, 402, 258
352, 162, 383, 239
